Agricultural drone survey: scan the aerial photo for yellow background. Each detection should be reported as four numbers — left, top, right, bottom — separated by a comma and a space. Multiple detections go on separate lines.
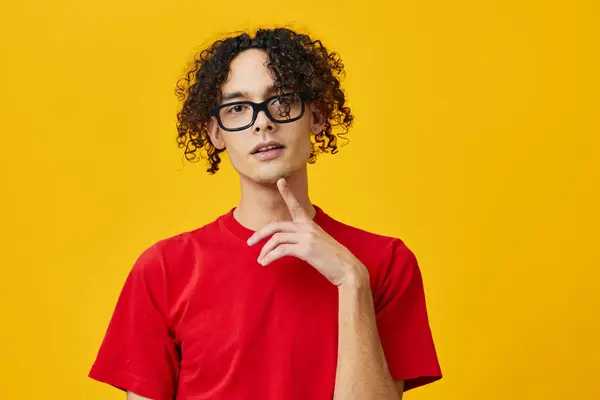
1, 0, 598, 399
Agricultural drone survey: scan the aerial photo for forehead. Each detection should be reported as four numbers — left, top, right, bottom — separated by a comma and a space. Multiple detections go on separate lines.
221, 49, 274, 96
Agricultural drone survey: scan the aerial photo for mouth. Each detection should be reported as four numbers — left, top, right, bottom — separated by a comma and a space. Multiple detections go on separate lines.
251, 142, 286, 161
251, 142, 285, 155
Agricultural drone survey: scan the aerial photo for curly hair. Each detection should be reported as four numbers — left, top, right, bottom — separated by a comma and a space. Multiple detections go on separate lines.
175, 27, 354, 174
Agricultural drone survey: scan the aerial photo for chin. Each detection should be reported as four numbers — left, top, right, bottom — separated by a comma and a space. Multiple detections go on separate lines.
233, 152, 309, 185
250, 163, 296, 184
254, 168, 289, 184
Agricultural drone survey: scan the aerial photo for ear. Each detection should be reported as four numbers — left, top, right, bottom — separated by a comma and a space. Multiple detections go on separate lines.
207, 117, 226, 150
309, 102, 326, 135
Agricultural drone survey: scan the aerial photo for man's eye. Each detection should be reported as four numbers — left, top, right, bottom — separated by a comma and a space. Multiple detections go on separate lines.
227, 105, 247, 113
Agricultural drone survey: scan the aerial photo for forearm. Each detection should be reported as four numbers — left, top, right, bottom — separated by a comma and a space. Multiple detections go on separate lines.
333, 268, 399, 400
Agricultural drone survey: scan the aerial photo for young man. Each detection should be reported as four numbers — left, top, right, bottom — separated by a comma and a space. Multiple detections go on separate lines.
89, 28, 442, 400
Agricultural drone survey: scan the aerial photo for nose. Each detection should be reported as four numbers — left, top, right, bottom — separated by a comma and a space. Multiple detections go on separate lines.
252, 110, 275, 135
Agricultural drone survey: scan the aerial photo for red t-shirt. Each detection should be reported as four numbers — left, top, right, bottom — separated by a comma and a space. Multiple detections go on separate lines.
89, 205, 441, 399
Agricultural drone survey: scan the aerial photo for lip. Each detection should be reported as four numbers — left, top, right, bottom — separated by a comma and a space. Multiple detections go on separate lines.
250, 141, 285, 155
254, 147, 284, 161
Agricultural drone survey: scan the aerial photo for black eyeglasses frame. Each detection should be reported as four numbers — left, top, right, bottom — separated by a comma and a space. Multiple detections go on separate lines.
208, 92, 313, 132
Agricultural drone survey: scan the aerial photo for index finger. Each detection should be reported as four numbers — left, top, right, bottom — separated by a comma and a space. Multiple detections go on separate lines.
277, 178, 308, 221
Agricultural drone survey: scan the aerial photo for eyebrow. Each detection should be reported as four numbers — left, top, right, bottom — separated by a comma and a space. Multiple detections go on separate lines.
220, 85, 277, 104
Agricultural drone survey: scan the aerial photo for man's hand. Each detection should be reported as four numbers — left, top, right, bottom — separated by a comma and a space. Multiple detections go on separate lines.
247, 178, 368, 288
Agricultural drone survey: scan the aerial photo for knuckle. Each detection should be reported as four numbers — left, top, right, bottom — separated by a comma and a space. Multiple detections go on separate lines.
282, 245, 293, 257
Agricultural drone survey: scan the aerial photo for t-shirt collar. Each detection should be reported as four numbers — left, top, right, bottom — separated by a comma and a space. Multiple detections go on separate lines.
221, 204, 327, 241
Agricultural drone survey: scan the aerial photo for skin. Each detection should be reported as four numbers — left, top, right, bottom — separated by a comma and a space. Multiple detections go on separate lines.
128, 48, 404, 399
207, 48, 320, 231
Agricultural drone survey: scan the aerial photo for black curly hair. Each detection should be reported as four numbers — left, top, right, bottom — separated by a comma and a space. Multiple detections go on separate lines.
175, 27, 354, 174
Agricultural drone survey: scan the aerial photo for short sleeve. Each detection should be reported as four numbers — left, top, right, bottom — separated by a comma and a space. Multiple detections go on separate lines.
374, 239, 442, 391
89, 244, 179, 400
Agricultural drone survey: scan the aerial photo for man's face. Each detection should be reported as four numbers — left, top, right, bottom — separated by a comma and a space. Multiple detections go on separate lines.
208, 49, 321, 184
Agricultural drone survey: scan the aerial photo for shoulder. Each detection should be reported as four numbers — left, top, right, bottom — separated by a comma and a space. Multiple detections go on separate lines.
318, 208, 419, 291
318, 208, 414, 264
130, 214, 224, 277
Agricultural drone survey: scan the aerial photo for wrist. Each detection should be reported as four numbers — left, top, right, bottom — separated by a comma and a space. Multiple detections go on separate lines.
338, 261, 370, 291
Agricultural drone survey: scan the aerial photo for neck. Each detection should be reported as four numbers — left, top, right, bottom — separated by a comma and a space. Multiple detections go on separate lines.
234, 166, 315, 231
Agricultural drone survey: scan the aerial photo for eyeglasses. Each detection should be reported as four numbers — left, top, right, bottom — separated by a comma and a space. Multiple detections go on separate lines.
209, 92, 312, 132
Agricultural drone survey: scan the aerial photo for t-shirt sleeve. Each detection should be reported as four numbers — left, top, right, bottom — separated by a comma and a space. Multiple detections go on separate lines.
89, 244, 179, 400
374, 239, 442, 391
